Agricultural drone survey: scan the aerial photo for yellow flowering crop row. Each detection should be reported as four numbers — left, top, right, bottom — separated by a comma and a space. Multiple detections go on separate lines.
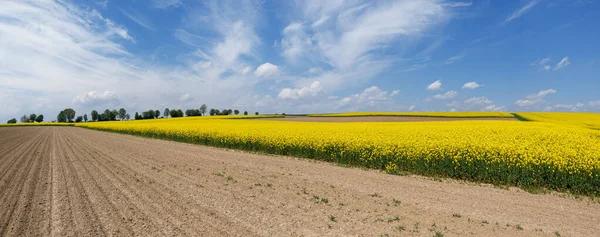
77, 116, 600, 195
514, 112, 600, 130
308, 112, 515, 118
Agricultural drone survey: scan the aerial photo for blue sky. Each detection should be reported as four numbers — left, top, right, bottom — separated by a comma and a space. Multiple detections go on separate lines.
1, 0, 599, 121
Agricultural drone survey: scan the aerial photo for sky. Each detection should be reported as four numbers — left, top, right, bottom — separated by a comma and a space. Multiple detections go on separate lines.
1, 0, 599, 122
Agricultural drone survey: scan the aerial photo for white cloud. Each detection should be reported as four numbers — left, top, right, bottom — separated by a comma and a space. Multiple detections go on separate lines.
179, 93, 192, 102
255, 95, 275, 107
543, 65, 551, 70
505, 1, 540, 23
240, 66, 252, 75
278, 81, 324, 100
254, 62, 280, 78
153, 0, 181, 8
338, 86, 399, 109
280, 22, 313, 63
483, 105, 506, 111
443, 54, 465, 64
284, 1, 450, 90
118, 8, 155, 31
432, 91, 458, 100
409, 105, 416, 111
554, 57, 571, 71
515, 99, 538, 107
72, 91, 119, 106
589, 101, 600, 108
308, 67, 322, 74
554, 103, 584, 111
427, 80, 443, 90
515, 89, 557, 107
526, 89, 557, 100
462, 82, 482, 89
540, 57, 551, 65
443, 2, 473, 7
464, 96, 493, 105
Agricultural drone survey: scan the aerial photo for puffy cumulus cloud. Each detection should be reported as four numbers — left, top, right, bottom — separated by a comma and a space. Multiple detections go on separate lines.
338, 86, 399, 109
464, 96, 493, 105
483, 105, 506, 111
254, 62, 280, 78
427, 80, 443, 90
72, 91, 119, 106
554, 57, 571, 71
589, 101, 600, 108
278, 81, 324, 100
432, 91, 457, 100
445, 96, 505, 111
179, 93, 192, 102
531, 57, 553, 71
280, 22, 313, 63
554, 103, 584, 111
240, 66, 252, 75
515, 89, 556, 107
526, 89, 557, 100
462, 82, 482, 89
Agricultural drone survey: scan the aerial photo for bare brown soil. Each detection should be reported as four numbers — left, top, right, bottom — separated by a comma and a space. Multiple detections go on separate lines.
1, 126, 598, 236
257, 116, 518, 122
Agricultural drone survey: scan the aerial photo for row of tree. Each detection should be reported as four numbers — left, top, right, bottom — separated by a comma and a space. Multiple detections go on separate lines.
6, 104, 261, 124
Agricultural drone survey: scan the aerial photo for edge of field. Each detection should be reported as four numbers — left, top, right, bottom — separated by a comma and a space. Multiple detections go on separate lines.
306, 113, 517, 119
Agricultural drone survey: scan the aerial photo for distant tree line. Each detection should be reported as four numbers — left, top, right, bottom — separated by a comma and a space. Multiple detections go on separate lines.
7, 103, 261, 124
7, 113, 44, 124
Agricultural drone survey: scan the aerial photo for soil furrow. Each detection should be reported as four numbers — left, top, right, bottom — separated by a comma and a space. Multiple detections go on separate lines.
0, 126, 599, 237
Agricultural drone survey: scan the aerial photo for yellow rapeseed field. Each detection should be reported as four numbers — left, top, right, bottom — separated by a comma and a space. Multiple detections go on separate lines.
514, 112, 600, 130
308, 112, 515, 118
77, 115, 600, 195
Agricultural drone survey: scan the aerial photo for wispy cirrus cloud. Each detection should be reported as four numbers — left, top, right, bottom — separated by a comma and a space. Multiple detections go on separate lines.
505, 1, 540, 23
118, 8, 155, 31
278, 0, 451, 92
152, 0, 181, 9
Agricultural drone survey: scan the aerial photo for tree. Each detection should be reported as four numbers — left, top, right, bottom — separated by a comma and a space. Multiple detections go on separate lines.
200, 104, 207, 115
75, 116, 83, 123
35, 114, 44, 123
164, 108, 170, 118
255, 112, 259, 115
83, 114, 88, 122
155, 110, 160, 118
135, 112, 140, 120
125, 113, 130, 120
244, 111, 248, 115
234, 109, 239, 115
148, 110, 155, 119
185, 109, 201, 117
209, 109, 215, 116
118, 108, 127, 120
29, 114, 37, 122
91, 110, 99, 122
57, 111, 67, 122
7, 118, 17, 124
170, 109, 183, 118
20, 115, 27, 123
228, 109, 233, 115
110, 110, 118, 121
63, 108, 76, 122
